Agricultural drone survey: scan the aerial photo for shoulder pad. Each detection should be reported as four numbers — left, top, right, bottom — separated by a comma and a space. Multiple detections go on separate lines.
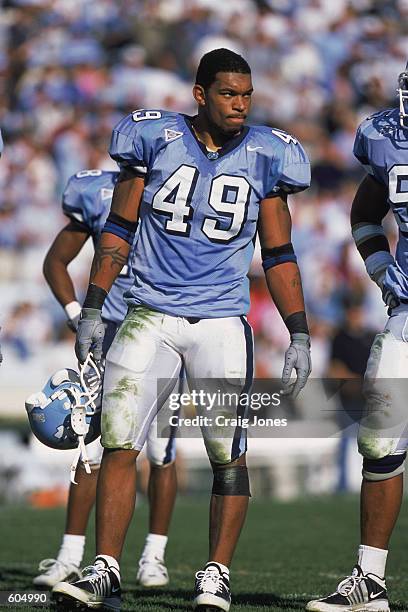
62, 170, 118, 225
353, 108, 402, 175
358, 108, 400, 140
109, 110, 182, 173
251, 126, 310, 195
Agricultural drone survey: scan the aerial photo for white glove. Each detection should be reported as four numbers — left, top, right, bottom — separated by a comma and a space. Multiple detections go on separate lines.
281, 333, 311, 398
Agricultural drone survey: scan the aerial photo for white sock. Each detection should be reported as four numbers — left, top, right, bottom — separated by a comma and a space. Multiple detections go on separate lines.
207, 561, 229, 576
358, 544, 388, 577
142, 533, 168, 560
57, 534, 85, 567
95, 554, 120, 574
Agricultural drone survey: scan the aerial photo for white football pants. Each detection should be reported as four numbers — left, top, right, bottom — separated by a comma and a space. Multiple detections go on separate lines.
359, 307, 408, 463
101, 305, 254, 465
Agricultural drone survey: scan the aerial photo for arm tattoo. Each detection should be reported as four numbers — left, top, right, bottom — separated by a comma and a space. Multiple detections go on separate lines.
290, 272, 301, 288
91, 244, 127, 278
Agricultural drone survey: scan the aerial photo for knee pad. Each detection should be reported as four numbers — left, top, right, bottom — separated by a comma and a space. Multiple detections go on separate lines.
212, 464, 251, 496
363, 452, 406, 481
357, 434, 397, 461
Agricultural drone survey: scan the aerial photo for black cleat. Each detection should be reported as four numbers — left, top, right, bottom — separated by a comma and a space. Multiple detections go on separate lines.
193, 562, 231, 611
52, 556, 121, 611
306, 564, 389, 611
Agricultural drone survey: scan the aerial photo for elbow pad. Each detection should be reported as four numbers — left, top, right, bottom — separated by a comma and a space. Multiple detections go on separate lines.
352, 223, 395, 285
364, 251, 395, 286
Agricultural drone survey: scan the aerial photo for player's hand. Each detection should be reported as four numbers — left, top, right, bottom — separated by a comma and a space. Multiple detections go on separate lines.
376, 270, 400, 309
75, 308, 105, 363
281, 333, 311, 398
381, 285, 399, 309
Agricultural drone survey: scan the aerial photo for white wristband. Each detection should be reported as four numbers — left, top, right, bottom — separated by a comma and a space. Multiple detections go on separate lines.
64, 301, 82, 321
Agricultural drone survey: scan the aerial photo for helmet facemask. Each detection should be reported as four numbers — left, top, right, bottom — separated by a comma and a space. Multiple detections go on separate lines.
398, 67, 408, 128
72, 352, 102, 418
68, 353, 102, 483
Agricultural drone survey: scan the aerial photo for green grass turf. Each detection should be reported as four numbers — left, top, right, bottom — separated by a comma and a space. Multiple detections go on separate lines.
0, 495, 407, 611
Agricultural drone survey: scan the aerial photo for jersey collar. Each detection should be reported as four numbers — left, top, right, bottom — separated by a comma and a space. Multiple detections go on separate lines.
183, 115, 249, 161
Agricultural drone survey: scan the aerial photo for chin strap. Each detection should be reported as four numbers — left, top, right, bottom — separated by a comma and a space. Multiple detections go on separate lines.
70, 436, 90, 483
70, 353, 102, 484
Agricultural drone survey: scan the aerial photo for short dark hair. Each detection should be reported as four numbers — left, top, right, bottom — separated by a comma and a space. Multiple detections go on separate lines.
195, 48, 251, 90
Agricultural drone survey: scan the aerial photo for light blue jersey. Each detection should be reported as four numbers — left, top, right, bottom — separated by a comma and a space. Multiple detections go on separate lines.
62, 169, 133, 323
354, 108, 408, 300
110, 109, 310, 318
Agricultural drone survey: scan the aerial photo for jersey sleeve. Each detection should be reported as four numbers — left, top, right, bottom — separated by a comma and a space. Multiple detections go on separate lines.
109, 110, 162, 176
266, 136, 311, 198
62, 175, 92, 231
353, 123, 369, 167
353, 118, 386, 185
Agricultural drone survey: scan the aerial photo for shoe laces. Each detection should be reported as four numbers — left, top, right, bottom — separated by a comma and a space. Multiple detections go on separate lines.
139, 553, 164, 568
81, 563, 110, 584
195, 568, 224, 594
337, 574, 363, 597
38, 559, 66, 573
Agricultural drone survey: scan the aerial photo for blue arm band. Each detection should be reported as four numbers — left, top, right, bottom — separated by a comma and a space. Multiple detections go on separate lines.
261, 243, 297, 271
101, 212, 137, 245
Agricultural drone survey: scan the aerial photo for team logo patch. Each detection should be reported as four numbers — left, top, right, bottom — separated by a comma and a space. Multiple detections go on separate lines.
101, 188, 114, 200
165, 128, 183, 142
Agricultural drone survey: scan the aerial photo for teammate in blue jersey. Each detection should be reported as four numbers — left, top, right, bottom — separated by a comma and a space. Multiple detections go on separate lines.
40, 169, 177, 589
306, 66, 408, 612
53, 48, 312, 612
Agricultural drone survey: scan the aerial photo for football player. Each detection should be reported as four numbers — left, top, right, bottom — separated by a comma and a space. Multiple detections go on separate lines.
37, 169, 177, 588
306, 65, 408, 612
53, 48, 311, 612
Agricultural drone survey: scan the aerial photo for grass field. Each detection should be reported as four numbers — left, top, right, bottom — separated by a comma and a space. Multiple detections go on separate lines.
0, 495, 407, 611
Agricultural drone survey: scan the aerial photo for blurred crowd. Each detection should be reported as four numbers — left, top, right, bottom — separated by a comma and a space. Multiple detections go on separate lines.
0, 0, 402, 385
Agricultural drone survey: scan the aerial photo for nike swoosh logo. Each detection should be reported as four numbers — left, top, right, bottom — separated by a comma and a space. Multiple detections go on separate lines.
369, 592, 385, 599
247, 145, 263, 151
111, 587, 120, 593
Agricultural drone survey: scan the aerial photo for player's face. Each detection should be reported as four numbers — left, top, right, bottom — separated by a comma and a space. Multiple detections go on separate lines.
202, 72, 253, 135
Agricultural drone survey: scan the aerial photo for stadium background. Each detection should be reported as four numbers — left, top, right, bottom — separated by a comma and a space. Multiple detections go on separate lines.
0, 1, 407, 610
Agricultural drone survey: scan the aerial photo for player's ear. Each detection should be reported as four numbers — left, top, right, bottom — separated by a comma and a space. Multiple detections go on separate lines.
193, 84, 206, 107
